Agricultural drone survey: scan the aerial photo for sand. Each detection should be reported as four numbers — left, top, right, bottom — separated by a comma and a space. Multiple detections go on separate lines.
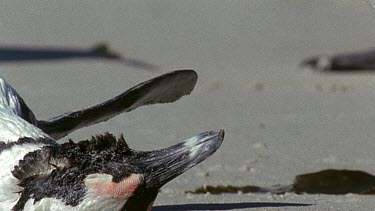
1, 0, 375, 210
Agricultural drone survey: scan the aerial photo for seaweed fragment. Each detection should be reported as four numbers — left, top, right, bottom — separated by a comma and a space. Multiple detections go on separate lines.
186, 185, 264, 194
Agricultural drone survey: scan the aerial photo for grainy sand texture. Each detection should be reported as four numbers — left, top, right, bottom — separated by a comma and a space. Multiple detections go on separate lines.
1, 1, 375, 210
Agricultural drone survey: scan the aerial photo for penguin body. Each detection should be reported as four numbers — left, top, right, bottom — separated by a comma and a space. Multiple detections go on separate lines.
0, 70, 224, 211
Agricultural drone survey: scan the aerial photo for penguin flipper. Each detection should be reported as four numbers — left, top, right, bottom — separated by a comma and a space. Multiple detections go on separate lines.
37, 69, 198, 140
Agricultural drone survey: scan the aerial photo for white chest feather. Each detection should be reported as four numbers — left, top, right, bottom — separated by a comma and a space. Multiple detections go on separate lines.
0, 76, 50, 210
0, 108, 46, 141
0, 77, 48, 142
0, 144, 46, 210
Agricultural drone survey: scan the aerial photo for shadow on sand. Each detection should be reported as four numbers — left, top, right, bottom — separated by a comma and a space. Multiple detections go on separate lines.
153, 202, 313, 210
0, 43, 158, 71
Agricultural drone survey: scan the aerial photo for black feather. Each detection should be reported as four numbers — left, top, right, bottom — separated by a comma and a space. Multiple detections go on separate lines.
11, 133, 135, 211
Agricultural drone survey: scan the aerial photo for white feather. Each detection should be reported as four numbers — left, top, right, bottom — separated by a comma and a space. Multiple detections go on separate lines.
0, 76, 50, 210
0, 144, 45, 210
0, 77, 48, 142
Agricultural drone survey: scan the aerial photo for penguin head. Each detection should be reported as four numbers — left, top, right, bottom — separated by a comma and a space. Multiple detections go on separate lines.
91, 42, 121, 59
300, 55, 332, 71
11, 130, 224, 211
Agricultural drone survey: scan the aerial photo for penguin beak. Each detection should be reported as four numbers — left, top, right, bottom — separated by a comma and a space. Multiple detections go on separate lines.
300, 57, 318, 68
134, 129, 224, 189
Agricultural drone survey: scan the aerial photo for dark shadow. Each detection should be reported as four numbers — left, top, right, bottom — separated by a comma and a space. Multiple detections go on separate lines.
0, 44, 119, 62
153, 202, 313, 210
188, 169, 375, 196
0, 43, 158, 71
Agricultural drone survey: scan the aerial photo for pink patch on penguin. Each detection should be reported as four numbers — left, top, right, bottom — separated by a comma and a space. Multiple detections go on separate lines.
86, 173, 143, 198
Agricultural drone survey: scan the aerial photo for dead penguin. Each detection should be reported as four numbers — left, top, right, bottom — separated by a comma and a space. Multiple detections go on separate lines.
0, 70, 225, 210
301, 48, 375, 71
6, 130, 224, 211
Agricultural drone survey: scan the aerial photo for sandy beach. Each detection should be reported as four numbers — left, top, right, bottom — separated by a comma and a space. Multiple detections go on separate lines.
1, 1, 375, 210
